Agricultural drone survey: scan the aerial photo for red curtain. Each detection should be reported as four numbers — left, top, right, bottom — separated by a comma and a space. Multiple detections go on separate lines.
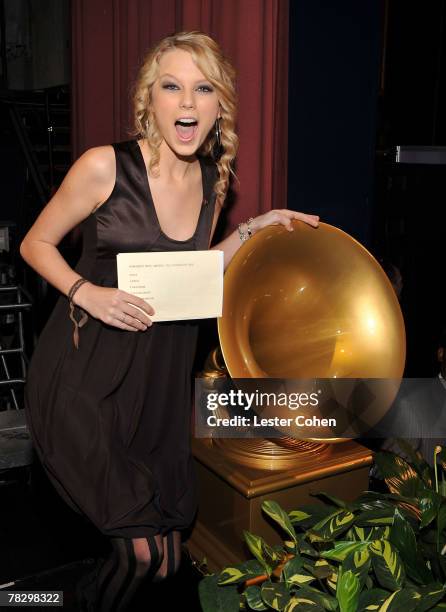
71, 0, 289, 231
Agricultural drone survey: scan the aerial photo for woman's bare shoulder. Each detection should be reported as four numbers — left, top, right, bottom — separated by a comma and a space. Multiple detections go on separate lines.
68, 145, 116, 212
76, 144, 116, 182
19, 145, 118, 248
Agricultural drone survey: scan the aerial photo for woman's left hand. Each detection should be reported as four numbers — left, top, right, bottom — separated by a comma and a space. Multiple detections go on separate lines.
250, 209, 319, 234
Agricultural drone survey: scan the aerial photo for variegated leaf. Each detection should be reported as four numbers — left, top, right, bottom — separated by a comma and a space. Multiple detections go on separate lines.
419, 490, 442, 529
321, 540, 371, 562
394, 438, 433, 487
283, 595, 324, 612
347, 524, 390, 542
308, 558, 333, 580
297, 535, 319, 557
342, 548, 371, 587
336, 568, 361, 612
377, 587, 421, 611
355, 509, 395, 526
327, 568, 338, 593
414, 582, 446, 611
243, 531, 273, 575
288, 509, 312, 522
374, 451, 419, 498
358, 587, 390, 611
198, 574, 241, 612
289, 504, 339, 529
244, 585, 268, 611
260, 580, 291, 611
355, 491, 397, 512
262, 541, 282, 565
389, 507, 433, 585
282, 554, 303, 573
308, 510, 356, 543
298, 586, 339, 611
283, 540, 298, 553
282, 555, 314, 588
218, 559, 265, 585
369, 540, 405, 591
262, 500, 298, 544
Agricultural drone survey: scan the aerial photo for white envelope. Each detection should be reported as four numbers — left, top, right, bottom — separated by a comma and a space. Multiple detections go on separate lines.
117, 250, 224, 322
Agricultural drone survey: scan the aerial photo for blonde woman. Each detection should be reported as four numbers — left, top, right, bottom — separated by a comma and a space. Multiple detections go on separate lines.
20, 31, 319, 610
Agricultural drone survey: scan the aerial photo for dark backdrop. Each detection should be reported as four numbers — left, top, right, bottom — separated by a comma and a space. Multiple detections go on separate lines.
287, 0, 383, 247
287, 0, 446, 376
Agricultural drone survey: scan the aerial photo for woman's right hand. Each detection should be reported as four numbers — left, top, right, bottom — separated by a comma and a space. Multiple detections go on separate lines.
73, 283, 155, 332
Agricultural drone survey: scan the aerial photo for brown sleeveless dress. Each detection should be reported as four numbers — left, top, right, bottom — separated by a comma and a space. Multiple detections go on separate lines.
24, 139, 218, 538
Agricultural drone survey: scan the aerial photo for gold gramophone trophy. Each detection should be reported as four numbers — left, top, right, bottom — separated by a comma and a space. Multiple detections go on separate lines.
188, 221, 406, 571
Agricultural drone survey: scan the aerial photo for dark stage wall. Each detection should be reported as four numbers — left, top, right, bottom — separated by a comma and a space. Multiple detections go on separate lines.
287, 0, 383, 247
287, 0, 446, 376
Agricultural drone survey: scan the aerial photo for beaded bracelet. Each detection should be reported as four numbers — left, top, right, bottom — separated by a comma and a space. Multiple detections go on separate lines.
237, 217, 254, 242
68, 277, 89, 349
246, 217, 254, 238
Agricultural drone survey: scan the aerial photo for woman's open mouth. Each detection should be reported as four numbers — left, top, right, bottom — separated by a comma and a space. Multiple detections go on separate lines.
175, 119, 198, 142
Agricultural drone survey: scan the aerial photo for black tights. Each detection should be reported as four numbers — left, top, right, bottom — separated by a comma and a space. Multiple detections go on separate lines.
81, 530, 182, 611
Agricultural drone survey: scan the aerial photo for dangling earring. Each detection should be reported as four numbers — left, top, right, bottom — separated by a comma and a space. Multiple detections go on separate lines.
215, 117, 222, 148
213, 117, 223, 161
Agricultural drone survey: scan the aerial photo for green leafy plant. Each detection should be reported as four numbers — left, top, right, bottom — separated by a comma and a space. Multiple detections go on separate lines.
198, 442, 446, 611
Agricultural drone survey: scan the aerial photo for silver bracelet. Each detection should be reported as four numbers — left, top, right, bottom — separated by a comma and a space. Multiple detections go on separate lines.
238, 217, 254, 242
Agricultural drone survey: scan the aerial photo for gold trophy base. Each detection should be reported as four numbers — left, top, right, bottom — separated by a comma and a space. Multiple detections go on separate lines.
187, 437, 373, 572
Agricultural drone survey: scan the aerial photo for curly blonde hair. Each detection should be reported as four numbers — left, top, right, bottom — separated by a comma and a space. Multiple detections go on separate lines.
131, 31, 238, 208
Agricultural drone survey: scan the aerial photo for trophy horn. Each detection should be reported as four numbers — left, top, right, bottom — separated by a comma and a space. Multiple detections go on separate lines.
205, 220, 406, 452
